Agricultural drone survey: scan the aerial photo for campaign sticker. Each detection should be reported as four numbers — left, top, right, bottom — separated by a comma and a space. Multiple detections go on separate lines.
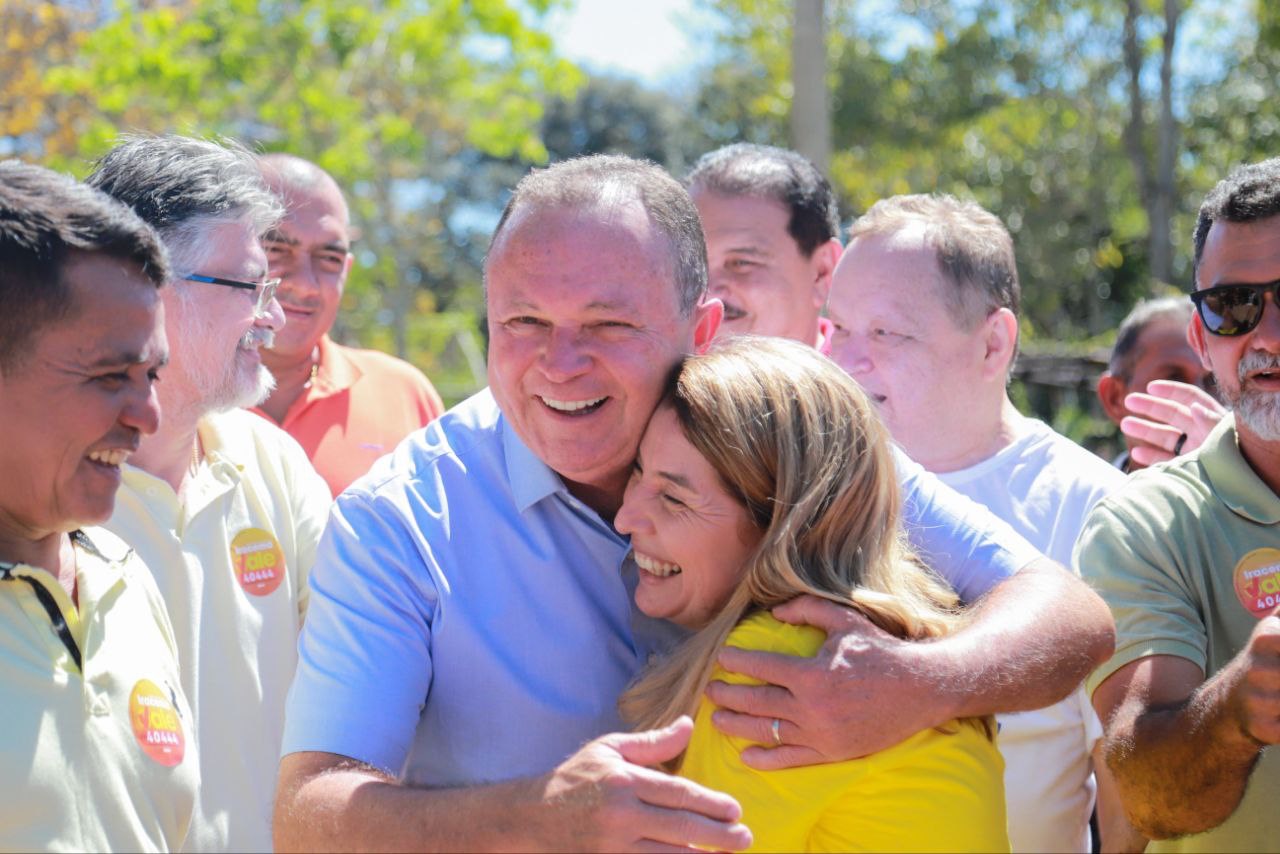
1232, 548, 1280, 618
128, 679, 185, 766
230, 527, 285, 596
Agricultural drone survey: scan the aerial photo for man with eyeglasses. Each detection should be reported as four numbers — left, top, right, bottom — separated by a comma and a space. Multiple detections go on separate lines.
250, 154, 444, 497
87, 134, 332, 852
1079, 157, 1280, 851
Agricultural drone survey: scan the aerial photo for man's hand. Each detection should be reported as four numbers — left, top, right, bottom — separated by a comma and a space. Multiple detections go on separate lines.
535, 717, 752, 853
274, 719, 749, 853
1093, 612, 1280, 839
705, 596, 952, 770
1227, 612, 1280, 746
1121, 379, 1225, 467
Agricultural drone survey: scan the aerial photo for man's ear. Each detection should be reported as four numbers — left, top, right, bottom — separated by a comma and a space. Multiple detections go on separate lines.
809, 239, 843, 309
1187, 311, 1214, 372
980, 307, 1019, 381
1096, 373, 1129, 426
693, 296, 724, 353
340, 251, 355, 286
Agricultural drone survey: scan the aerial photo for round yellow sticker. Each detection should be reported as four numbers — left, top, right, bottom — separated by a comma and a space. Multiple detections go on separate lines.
129, 679, 185, 766
1232, 548, 1280, 618
230, 527, 285, 596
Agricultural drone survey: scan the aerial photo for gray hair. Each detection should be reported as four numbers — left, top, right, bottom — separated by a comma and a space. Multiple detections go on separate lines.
848, 193, 1020, 329
0, 159, 168, 374
686, 143, 841, 256
87, 134, 282, 280
1108, 296, 1194, 380
486, 154, 707, 314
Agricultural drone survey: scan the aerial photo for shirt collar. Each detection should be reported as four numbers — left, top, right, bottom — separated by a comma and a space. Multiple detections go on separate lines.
1201, 413, 1280, 524
310, 335, 362, 398
501, 414, 569, 513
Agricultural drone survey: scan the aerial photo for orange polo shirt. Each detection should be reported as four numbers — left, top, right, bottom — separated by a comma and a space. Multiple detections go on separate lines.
250, 335, 444, 496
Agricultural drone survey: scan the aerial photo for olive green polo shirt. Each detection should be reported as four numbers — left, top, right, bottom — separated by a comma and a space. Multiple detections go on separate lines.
1077, 414, 1280, 852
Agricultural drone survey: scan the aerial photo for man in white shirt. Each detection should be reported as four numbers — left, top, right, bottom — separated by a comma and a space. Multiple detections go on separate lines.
826, 192, 1134, 852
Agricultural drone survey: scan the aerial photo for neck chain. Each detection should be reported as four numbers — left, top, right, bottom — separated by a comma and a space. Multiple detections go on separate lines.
304, 360, 320, 389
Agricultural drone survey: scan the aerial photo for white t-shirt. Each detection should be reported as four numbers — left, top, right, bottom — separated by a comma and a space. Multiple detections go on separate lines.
938, 415, 1126, 853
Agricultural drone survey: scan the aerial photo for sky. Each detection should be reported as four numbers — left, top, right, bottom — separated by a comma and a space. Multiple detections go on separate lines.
545, 0, 703, 84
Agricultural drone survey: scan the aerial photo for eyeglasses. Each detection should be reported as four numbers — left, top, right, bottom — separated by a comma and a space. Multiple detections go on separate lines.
1190, 280, 1280, 337
183, 274, 281, 317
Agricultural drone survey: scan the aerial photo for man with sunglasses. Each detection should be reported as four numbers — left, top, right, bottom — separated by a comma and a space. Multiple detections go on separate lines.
250, 154, 444, 497
1079, 157, 1280, 851
88, 134, 332, 852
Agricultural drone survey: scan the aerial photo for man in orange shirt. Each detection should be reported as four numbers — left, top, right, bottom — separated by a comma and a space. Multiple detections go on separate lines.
253, 154, 444, 496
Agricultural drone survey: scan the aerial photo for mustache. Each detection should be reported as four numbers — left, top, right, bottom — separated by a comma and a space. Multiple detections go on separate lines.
1238, 350, 1280, 382
240, 326, 275, 350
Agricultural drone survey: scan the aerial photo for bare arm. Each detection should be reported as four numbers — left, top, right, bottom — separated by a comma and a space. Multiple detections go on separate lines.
1092, 615, 1280, 839
706, 558, 1115, 768
1092, 741, 1147, 853
273, 717, 752, 853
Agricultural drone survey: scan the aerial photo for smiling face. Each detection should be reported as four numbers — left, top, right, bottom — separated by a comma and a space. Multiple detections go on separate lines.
827, 228, 989, 465
693, 190, 833, 345
615, 405, 762, 629
167, 220, 283, 416
1190, 215, 1280, 443
262, 177, 351, 363
0, 253, 166, 545
486, 202, 719, 511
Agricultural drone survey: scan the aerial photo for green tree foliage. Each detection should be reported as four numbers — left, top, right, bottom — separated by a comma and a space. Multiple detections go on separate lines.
26, 0, 580, 403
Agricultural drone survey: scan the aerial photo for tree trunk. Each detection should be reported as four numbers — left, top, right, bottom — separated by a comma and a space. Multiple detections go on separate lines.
1150, 0, 1181, 285
1121, 0, 1151, 211
790, 0, 831, 175
1122, 0, 1181, 289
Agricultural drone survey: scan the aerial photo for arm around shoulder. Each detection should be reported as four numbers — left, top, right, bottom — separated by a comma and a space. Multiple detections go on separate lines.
941, 557, 1116, 720
706, 559, 1112, 766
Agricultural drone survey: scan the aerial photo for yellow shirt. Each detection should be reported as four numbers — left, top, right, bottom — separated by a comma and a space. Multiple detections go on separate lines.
107, 409, 331, 852
0, 528, 198, 852
680, 612, 1010, 853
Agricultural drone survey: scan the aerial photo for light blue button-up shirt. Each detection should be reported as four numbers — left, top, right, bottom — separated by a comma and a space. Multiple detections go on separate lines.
282, 389, 1037, 784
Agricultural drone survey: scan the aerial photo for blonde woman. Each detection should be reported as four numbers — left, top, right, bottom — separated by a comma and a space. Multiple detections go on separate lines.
616, 335, 1009, 853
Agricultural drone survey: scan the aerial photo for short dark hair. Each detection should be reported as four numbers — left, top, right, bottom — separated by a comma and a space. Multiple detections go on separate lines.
0, 160, 169, 374
1192, 157, 1280, 282
1108, 296, 1194, 380
685, 143, 841, 257
487, 154, 707, 314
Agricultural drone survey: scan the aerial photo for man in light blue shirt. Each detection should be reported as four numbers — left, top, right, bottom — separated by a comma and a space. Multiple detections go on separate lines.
275, 155, 1114, 852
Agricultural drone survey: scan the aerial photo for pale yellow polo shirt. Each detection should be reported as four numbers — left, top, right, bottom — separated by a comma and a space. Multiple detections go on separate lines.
0, 527, 199, 852
108, 408, 331, 852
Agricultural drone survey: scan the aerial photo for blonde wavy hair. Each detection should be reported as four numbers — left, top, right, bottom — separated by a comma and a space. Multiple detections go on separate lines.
619, 335, 972, 741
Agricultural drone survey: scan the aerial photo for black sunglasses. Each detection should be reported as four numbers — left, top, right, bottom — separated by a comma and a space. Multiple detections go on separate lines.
1190, 280, 1280, 336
